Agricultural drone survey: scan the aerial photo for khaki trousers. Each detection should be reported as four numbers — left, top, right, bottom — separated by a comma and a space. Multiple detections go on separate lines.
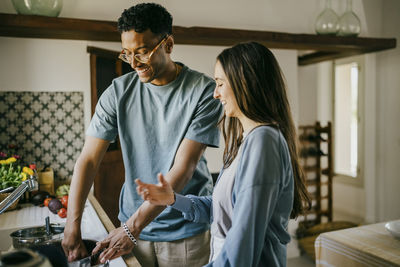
132, 230, 210, 267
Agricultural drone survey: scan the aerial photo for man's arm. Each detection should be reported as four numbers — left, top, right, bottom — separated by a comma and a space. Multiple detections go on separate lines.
62, 136, 110, 262
94, 138, 206, 263
128, 138, 206, 234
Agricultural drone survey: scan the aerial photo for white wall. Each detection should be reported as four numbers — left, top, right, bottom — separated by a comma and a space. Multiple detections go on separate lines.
332, 0, 400, 222
298, 0, 400, 222
375, 0, 400, 221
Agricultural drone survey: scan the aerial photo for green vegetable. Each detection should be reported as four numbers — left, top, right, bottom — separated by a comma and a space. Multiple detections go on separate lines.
0, 164, 23, 190
56, 184, 70, 197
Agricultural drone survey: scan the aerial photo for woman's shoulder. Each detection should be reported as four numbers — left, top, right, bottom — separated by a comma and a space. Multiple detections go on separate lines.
243, 125, 282, 148
240, 125, 290, 168
233, 126, 290, 192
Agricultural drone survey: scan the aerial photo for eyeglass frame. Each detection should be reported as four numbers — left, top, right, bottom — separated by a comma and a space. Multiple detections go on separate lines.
118, 34, 170, 64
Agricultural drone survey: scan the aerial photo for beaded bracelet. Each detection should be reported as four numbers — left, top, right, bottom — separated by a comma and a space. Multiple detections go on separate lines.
123, 223, 138, 246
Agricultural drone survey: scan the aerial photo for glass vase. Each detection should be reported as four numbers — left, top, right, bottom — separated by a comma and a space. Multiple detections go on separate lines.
338, 0, 361, 37
315, 0, 339, 35
11, 0, 63, 17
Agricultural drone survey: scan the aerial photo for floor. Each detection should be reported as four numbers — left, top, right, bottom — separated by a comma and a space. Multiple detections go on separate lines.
285, 210, 362, 267
287, 255, 315, 267
286, 219, 316, 267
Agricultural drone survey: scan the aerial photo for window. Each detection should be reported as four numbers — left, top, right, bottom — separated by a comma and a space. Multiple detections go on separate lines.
333, 56, 364, 185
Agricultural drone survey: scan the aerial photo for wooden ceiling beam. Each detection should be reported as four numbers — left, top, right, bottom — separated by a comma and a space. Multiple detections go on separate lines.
0, 13, 396, 65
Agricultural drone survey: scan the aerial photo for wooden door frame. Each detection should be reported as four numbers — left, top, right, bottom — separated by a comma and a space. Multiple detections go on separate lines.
87, 46, 125, 227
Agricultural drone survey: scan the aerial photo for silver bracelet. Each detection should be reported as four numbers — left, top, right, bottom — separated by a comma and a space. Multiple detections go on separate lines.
123, 223, 138, 246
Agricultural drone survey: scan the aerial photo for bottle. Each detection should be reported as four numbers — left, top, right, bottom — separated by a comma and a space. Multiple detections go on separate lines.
338, 0, 361, 37
315, 0, 339, 35
38, 166, 55, 195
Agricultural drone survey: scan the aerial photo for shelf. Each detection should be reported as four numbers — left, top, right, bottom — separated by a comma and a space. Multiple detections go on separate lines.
298, 122, 333, 224
303, 166, 319, 172
0, 13, 396, 65
309, 194, 329, 201
306, 179, 329, 186
303, 209, 330, 216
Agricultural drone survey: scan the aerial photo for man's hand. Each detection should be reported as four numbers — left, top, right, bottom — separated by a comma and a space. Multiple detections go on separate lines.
62, 226, 88, 262
62, 136, 110, 262
92, 227, 135, 264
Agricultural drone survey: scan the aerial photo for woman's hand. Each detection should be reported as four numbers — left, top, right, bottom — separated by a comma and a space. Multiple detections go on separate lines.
135, 173, 175, 206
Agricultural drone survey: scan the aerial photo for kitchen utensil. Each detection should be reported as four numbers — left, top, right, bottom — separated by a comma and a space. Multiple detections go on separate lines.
10, 221, 64, 248
68, 249, 109, 267
0, 187, 14, 194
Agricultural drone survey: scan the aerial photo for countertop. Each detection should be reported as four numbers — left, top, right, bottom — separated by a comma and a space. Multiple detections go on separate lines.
0, 192, 140, 267
315, 220, 400, 266
87, 193, 140, 267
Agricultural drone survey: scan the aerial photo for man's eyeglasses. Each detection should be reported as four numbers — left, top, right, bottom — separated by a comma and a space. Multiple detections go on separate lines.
119, 35, 170, 64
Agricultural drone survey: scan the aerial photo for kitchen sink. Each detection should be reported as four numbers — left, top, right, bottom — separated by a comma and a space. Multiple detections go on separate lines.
0, 200, 126, 266
29, 239, 99, 267
0, 238, 101, 267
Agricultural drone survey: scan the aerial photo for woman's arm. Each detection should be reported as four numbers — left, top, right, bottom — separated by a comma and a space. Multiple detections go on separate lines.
136, 174, 213, 224
206, 184, 280, 266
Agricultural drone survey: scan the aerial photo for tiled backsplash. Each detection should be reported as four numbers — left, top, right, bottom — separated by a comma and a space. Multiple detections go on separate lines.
0, 91, 84, 182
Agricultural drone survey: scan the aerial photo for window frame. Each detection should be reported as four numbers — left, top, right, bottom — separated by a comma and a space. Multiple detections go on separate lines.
332, 55, 365, 187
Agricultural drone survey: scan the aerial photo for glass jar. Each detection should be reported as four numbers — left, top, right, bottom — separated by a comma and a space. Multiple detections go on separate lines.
315, 0, 339, 35
338, 0, 361, 37
11, 0, 63, 17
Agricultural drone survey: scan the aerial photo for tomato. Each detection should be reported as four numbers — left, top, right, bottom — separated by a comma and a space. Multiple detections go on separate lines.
60, 195, 68, 209
58, 208, 67, 218
44, 197, 52, 207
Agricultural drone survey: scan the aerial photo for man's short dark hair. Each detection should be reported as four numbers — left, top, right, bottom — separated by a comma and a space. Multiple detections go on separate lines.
117, 3, 173, 36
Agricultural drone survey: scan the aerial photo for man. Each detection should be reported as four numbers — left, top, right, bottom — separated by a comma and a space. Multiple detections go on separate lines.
62, 3, 222, 267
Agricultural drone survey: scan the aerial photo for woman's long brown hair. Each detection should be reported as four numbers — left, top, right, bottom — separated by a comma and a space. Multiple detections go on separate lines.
217, 42, 310, 218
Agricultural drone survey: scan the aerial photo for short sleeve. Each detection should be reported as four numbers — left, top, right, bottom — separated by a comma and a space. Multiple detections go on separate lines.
185, 81, 223, 147
86, 85, 118, 141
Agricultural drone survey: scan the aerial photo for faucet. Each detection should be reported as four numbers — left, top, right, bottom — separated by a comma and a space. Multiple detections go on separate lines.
0, 175, 38, 214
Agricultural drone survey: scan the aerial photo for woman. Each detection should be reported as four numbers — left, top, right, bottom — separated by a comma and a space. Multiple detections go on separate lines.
135, 42, 310, 266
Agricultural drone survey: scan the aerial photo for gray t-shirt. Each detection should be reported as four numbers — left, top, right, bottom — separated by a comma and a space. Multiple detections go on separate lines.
86, 62, 222, 241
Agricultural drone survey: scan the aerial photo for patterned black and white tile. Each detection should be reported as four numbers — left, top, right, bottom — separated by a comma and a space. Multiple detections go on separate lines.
0, 91, 84, 182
